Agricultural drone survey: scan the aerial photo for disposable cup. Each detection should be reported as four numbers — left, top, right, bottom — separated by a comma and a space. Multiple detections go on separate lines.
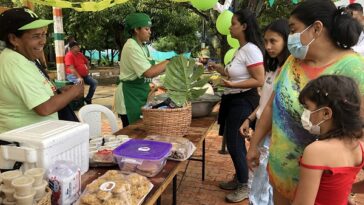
104, 135, 116, 142
14, 189, 36, 205
116, 135, 129, 141
2, 186, 15, 202
1, 170, 22, 188
24, 168, 45, 186
33, 180, 48, 201
11, 176, 35, 196
2, 198, 16, 205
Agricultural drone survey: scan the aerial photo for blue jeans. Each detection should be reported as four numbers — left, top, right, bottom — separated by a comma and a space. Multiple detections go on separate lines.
248, 136, 273, 205
67, 74, 98, 100
223, 93, 258, 183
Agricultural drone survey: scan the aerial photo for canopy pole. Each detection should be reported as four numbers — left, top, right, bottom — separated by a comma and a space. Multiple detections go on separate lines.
52, 7, 65, 80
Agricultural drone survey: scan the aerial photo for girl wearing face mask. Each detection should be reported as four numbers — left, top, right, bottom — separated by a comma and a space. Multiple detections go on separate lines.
246, 0, 364, 204
292, 75, 364, 205
239, 19, 290, 205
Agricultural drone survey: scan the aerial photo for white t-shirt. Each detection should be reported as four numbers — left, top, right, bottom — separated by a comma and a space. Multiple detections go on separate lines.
224, 42, 263, 94
352, 31, 364, 55
256, 69, 280, 119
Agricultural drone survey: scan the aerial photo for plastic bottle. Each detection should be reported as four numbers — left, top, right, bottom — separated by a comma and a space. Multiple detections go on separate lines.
47, 160, 81, 205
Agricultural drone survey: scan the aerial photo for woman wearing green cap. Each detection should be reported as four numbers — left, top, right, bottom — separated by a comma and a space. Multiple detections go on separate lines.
114, 12, 169, 127
0, 8, 84, 133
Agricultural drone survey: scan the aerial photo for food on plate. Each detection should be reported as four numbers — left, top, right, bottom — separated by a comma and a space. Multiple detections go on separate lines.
96, 190, 112, 201
79, 171, 152, 205
80, 193, 99, 204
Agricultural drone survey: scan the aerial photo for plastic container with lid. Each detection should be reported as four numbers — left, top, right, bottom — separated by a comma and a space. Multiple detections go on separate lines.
113, 139, 172, 177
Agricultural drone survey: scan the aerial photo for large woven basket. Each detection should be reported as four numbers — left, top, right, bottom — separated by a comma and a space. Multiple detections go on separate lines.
142, 104, 192, 137
37, 187, 52, 205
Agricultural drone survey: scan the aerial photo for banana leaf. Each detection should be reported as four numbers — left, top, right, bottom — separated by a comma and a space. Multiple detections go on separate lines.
163, 55, 209, 106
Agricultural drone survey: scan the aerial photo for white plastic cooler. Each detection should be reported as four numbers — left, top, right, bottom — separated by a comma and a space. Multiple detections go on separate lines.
0, 120, 89, 174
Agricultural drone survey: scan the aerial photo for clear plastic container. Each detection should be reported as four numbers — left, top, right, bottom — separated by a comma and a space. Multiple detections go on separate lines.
113, 139, 172, 177
145, 135, 196, 161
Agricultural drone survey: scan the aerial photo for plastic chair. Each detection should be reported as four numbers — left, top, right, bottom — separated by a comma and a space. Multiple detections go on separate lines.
78, 104, 119, 138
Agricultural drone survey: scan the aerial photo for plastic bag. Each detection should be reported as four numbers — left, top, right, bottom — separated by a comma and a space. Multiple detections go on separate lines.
77, 171, 153, 205
145, 135, 196, 161
47, 160, 81, 205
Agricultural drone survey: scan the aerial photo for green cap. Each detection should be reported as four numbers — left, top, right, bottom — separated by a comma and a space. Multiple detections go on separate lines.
124, 13, 152, 33
0, 8, 52, 41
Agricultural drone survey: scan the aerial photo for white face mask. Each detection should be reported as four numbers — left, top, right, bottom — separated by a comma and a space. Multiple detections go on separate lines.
301, 107, 327, 135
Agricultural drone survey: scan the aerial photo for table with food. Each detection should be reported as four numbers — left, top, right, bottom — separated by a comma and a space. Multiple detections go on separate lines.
0, 55, 221, 205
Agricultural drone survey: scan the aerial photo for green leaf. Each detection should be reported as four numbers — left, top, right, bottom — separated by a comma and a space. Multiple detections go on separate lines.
191, 76, 209, 88
190, 88, 208, 100
191, 65, 204, 81
163, 55, 209, 105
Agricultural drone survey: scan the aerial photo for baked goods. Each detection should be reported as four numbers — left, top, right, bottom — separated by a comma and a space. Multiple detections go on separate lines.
136, 161, 163, 177
145, 135, 196, 161
78, 171, 152, 205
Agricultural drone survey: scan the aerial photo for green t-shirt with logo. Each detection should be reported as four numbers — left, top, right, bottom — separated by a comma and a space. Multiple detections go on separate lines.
0, 48, 57, 133
114, 38, 152, 115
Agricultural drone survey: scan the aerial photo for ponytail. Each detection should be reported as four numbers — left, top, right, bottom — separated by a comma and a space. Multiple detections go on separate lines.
331, 7, 362, 49
291, 0, 362, 50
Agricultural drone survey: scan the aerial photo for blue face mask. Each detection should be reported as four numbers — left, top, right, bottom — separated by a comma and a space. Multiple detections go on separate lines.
287, 25, 315, 60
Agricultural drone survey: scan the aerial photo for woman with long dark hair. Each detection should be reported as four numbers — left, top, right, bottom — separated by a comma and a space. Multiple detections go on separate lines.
240, 19, 290, 205
208, 8, 265, 203
247, 1, 364, 204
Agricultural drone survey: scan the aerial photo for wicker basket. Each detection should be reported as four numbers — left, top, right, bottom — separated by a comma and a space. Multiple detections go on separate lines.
142, 104, 192, 137
37, 187, 52, 205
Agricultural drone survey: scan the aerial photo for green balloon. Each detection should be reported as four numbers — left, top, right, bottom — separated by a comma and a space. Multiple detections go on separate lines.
216, 10, 233, 35
227, 35, 239, 48
191, 0, 218, 11
224, 48, 237, 65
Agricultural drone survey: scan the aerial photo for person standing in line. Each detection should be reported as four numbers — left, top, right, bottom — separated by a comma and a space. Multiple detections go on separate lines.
64, 41, 97, 104
292, 75, 364, 205
240, 19, 290, 205
208, 8, 265, 203
114, 13, 169, 127
347, 3, 364, 55
246, 1, 364, 204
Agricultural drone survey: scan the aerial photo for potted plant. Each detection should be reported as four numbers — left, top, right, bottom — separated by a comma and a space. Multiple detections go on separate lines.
142, 55, 209, 137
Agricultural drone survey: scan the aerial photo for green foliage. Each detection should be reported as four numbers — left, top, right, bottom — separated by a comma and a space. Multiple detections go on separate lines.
257, 0, 296, 28
163, 55, 209, 107
153, 34, 199, 53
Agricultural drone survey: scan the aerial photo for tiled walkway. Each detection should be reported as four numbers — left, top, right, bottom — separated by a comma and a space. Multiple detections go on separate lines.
93, 85, 364, 205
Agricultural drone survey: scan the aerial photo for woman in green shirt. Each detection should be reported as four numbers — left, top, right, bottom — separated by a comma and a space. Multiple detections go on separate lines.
114, 13, 169, 127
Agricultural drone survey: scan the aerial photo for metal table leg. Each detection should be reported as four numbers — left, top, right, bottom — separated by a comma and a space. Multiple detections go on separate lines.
173, 175, 177, 205
157, 196, 161, 205
202, 139, 205, 181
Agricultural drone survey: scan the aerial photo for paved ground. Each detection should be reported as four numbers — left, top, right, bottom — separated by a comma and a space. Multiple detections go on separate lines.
86, 85, 364, 205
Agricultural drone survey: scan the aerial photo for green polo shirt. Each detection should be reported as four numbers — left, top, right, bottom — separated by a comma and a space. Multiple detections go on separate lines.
114, 38, 151, 115
0, 48, 57, 133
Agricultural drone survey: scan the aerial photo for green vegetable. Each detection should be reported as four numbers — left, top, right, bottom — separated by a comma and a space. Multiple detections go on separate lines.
163, 55, 209, 107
